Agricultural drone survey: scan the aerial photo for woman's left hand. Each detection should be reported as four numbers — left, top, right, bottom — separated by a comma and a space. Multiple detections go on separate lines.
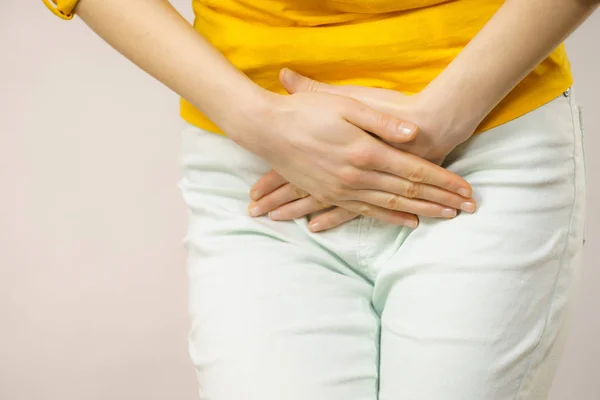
249, 167, 476, 232
249, 69, 479, 232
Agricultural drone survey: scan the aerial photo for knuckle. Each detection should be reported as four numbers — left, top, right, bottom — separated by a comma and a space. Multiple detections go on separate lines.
446, 176, 459, 190
403, 182, 420, 199
291, 185, 308, 198
375, 112, 395, 134
440, 192, 455, 206
407, 166, 426, 183
356, 204, 372, 216
384, 194, 400, 210
348, 145, 375, 168
338, 167, 363, 187
306, 79, 320, 92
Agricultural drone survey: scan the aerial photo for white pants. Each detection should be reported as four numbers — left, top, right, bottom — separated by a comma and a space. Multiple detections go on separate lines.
178, 92, 586, 400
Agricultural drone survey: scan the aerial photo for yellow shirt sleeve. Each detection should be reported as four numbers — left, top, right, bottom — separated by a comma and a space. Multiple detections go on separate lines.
42, 0, 80, 20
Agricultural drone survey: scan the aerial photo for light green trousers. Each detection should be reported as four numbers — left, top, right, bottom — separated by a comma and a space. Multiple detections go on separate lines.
178, 92, 586, 400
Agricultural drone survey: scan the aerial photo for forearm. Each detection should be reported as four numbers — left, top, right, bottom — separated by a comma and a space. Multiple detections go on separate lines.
75, 0, 267, 136
421, 0, 598, 130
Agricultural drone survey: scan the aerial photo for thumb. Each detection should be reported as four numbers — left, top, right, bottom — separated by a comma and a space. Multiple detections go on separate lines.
280, 68, 330, 94
280, 68, 418, 143
343, 101, 419, 143
280, 68, 398, 113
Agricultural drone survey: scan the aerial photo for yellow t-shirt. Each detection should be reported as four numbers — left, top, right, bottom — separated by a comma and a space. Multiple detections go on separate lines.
181, 0, 572, 135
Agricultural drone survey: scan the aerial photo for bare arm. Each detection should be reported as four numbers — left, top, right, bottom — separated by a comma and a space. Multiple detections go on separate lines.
75, 0, 265, 136
247, 0, 598, 231
50, 0, 475, 224
268, 0, 597, 164
421, 0, 599, 132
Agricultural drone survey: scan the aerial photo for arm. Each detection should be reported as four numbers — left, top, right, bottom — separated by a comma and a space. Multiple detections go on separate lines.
273, 0, 597, 164
421, 0, 599, 134
75, 0, 266, 136
250, 0, 597, 231
45, 0, 475, 226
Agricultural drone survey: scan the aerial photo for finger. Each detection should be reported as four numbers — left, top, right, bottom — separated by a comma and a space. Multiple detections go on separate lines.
356, 171, 476, 213
281, 68, 401, 110
279, 68, 335, 95
248, 183, 308, 217
356, 190, 458, 218
269, 196, 331, 221
342, 100, 418, 143
336, 200, 419, 229
307, 207, 360, 232
280, 68, 418, 143
250, 169, 288, 201
371, 145, 473, 198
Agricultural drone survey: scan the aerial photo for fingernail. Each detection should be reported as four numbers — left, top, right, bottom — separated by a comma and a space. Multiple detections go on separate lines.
269, 210, 281, 220
309, 222, 321, 232
460, 201, 476, 213
281, 68, 295, 85
441, 208, 457, 218
249, 206, 261, 217
458, 188, 471, 198
398, 122, 417, 136
404, 219, 418, 229
250, 189, 261, 200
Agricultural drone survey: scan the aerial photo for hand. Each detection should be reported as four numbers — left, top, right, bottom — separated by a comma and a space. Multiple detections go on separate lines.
230, 89, 474, 228
279, 68, 478, 165
249, 168, 476, 232
250, 169, 362, 231
246, 69, 478, 232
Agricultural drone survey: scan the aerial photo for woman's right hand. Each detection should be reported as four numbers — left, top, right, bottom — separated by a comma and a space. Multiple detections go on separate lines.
73, 0, 471, 227
224, 90, 474, 227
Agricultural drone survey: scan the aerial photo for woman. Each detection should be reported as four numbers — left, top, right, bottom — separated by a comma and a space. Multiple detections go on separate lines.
44, 0, 595, 399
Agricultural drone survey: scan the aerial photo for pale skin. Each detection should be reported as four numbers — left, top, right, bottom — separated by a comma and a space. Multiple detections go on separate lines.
73, 0, 598, 231
249, 0, 599, 232
74, 0, 477, 230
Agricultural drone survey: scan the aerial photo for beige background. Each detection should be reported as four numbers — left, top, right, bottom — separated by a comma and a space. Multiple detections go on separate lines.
1, 2, 598, 399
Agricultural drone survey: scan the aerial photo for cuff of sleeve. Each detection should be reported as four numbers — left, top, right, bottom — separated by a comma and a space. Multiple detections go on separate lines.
42, 0, 80, 20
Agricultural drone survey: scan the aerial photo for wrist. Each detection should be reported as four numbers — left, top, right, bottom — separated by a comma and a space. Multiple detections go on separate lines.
211, 86, 282, 152
416, 83, 485, 139
191, 81, 276, 142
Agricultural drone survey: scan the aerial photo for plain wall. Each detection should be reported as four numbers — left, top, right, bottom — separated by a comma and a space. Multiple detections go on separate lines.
1, 2, 598, 399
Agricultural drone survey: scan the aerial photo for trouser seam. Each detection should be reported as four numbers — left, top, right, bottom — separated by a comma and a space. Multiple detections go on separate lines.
512, 92, 579, 400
